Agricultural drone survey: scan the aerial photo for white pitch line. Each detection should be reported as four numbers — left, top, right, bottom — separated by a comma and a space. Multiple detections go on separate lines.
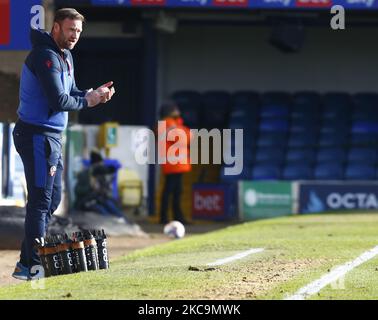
206, 248, 265, 267
286, 245, 378, 300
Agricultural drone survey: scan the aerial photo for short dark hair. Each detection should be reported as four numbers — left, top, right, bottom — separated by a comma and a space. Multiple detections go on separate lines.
54, 8, 85, 24
90, 149, 103, 164
159, 100, 179, 119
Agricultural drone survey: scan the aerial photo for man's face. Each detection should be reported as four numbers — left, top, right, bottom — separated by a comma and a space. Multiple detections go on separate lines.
53, 18, 82, 50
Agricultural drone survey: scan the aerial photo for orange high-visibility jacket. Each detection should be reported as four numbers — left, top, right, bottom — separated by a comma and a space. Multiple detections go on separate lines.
157, 117, 192, 174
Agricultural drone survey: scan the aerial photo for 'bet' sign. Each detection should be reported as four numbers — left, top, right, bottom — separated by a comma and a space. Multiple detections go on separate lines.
192, 184, 236, 221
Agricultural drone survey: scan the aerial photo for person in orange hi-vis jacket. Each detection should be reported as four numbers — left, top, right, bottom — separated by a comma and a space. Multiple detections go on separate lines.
157, 101, 192, 224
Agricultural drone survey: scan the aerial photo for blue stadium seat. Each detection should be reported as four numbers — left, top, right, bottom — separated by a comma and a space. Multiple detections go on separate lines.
322, 108, 351, 120
261, 92, 291, 107
350, 133, 378, 146
318, 133, 348, 147
290, 122, 319, 134
293, 91, 321, 108
291, 109, 320, 122
353, 94, 378, 121
351, 121, 378, 134
291, 116, 319, 128
172, 91, 202, 128
322, 93, 352, 120
286, 148, 316, 164
230, 105, 259, 120
172, 90, 201, 108
352, 111, 378, 122
229, 113, 258, 129
314, 163, 344, 180
316, 148, 346, 163
259, 119, 289, 132
347, 148, 377, 164
254, 147, 285, 165
323, 92, 352, 108
232, 91, 260, 108
202, 91, 231, 129
353, 93, 378, 109
318, 132, 348, 147
220, 165, 252, 183
224, 138, 255, 167
345, 164, 376, 180
320, 125, 349, 135
288, 132, 317, 147
252, 165, 281, 180
282, 164, 313, 180
257, 132, 287, 148
260, 105, 289, 118
321, 117, 350, 128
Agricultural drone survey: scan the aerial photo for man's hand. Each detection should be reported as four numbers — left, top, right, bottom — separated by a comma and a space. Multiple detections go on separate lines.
96, 81, 116, 104
85, 89, 103, 107
85, 81, 116, 107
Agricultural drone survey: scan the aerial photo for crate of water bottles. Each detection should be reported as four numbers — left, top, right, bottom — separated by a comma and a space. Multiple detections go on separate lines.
35, 229, 109, 277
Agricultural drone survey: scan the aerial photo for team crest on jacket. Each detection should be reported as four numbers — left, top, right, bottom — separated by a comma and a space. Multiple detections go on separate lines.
45, 60, 52, 69
49, 165, 57, 177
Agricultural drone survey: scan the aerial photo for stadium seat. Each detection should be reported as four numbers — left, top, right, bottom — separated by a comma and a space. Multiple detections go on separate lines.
323, 92, 352, 108
320, 125, 349, 135
257, 132, 287, 148
286, 148, 316, 164
347, 148, 377, 165
290, 122, 319, 134
229, 113, 258, 129
321, 117, 350, 129
260, 105, 289, 118
353, 93, 378, 121
261, 92, 291, 107
202, 91, 231, 129
350, 133, 378, 146
172, 90, 202, 128
293, 91, 321, 108
288, 132, 317, 148
220, 164, 252, 183
290, 116, 319, 129
314, 163, 344, 180
318, 131, 348, 147
251, 164, 281, 180
254, 147, 285, 165
316, 148, 346, 163
345, 164, 376, 180
291, 109, 320, 122
230, 105, 259, 121
231, 91, 260, 108
322, 108, 351, 120
352, 111, 378, 122
353, 92, 378, 109
351, 121, 378, 134
224, 137, 255, 167
259, 119, 289, 132
282, 164, 313, 180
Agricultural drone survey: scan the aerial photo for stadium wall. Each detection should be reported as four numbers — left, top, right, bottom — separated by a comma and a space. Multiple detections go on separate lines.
159, 25, 378, 97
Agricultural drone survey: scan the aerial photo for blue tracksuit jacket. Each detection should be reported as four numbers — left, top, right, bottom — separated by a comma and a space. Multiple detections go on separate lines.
17, 28, 88, 132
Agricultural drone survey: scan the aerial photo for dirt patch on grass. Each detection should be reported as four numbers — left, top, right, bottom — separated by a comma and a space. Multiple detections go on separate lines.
189, 257, 329, 300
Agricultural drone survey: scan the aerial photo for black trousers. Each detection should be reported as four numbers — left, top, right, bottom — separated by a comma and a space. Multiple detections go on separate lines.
160, 173, 185, 224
